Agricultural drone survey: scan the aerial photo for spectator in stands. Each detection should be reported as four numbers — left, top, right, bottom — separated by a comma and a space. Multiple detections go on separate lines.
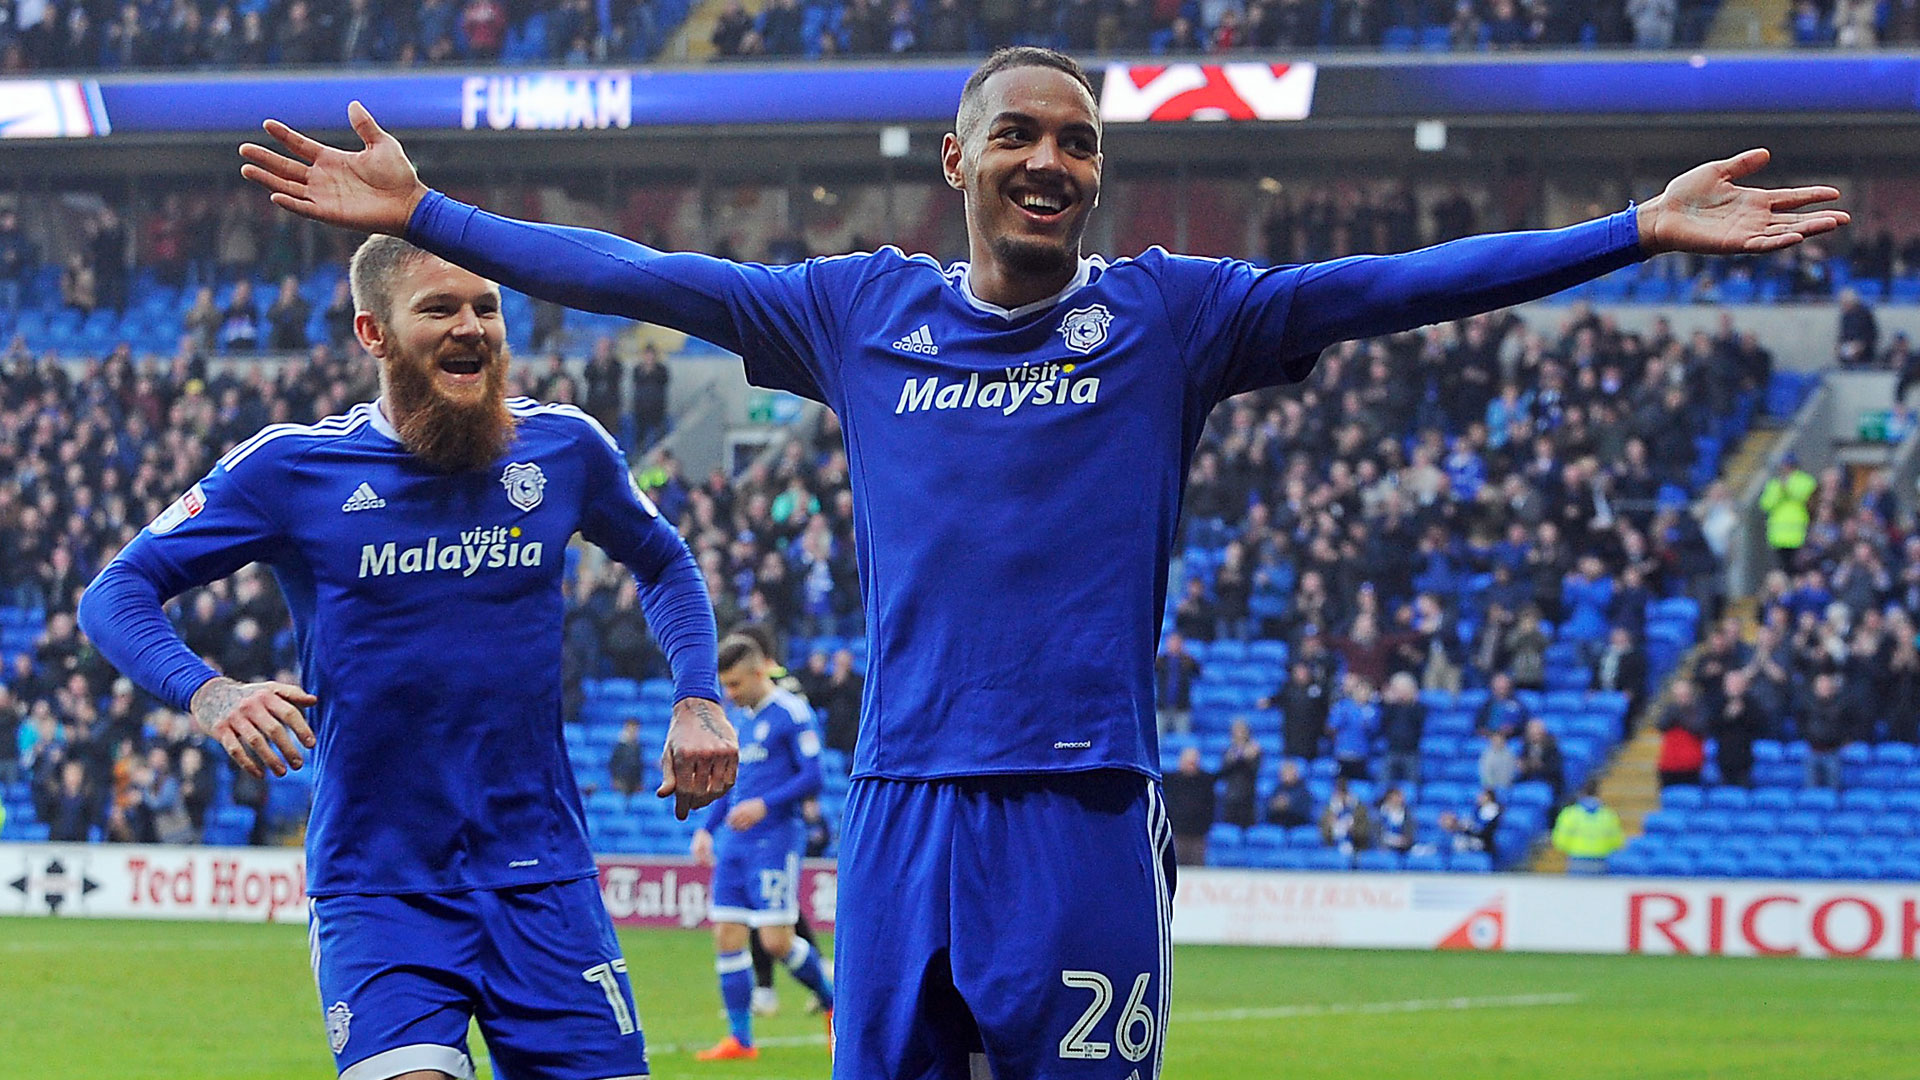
0, 209, 35, 313
1476, 671, 1530, 737
1218, 719, 1262, 828
1163, 747, 1216, 867
1516, 718, 1564, 804
1551, 780, 1623, 873
608, 719, 645, 808
1627, 0, 1675, 46
1593, 626, 1648, 728
1374, 786, 1414, 856
1154, 632, 1201, 735
817, 650, 863, 755
1801, 670, 1852, 789
1172, 577, 1216, 643
1319, 777, 1373, 857
711, 0, 754, 54
1713, 668, 1761, 787
1656, 678, 1708, 788
219, 280, 261, 352
1760, 455, 1816, 572
1467, 788, 1503, 858
266, 275, 310, 351
60, 252, 97, 314
583, 336, 624, 434
1267, 659, 1328, 761
631, 343, 670, 449
1504, 605, 1551, 690
47, 758, 93, 842
1264, 758, 1312, 828
1836, 288, 1880, 366
229, 759, 268, 845
1478, 725, 1517, 792
1326, 675, 1378, 781
1379, 671, 1425, 786
1886, 623, 1920, 745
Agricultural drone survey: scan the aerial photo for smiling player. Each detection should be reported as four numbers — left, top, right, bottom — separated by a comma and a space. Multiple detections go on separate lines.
78, 236, 737, 1080
236, 46, 1845, 1079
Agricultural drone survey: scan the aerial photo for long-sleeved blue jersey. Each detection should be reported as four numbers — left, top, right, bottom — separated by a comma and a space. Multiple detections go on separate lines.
701, 687, 823, 844
79, 398, 721, 895
407, 192, 1645, 782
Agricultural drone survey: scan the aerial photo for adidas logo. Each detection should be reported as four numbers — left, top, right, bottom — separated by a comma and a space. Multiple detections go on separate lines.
342, 482, 386, 512
891, 325, 939, 355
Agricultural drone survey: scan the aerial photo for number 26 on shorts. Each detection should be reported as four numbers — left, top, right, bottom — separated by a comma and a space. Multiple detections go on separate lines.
1058, 970, 1156, 1062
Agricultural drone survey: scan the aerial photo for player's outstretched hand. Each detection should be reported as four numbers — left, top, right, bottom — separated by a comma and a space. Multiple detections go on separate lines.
725, 797, 768, 832
660, 697, 738, 821
690, 828, 715, 867
189, 675, 318, 780
1637, 148, 1849, 257
238, 101, 428, 235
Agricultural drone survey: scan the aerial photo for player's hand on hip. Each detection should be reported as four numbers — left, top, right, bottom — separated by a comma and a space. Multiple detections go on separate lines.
238, 101, 429, 235
659, 697, 738, 821
690, 828, 715, 866
725, 798, 768, 832
1637, 148, 1849, 257
189, 676, 319, 780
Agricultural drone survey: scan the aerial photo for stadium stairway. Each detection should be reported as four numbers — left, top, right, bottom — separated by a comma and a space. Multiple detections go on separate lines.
1531, 423, 1784, 873
666, 0, 750, 60
1706, 0, 1787, 46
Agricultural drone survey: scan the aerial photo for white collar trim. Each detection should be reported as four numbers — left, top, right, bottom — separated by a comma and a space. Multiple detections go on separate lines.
371, 397, 401, 443
957, 256, 1099, 320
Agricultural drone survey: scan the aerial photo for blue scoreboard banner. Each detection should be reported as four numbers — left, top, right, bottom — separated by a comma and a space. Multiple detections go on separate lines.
0, 55, 1916, 140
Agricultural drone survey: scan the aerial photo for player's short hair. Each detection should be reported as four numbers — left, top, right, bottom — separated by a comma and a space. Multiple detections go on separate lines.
349, 234, 433, 325
728, 623, 780, 662
956, 47, 1097, 145
719, 634, 766, 673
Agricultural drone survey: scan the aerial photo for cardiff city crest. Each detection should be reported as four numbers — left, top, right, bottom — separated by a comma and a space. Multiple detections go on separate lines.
502, 461, 546, 512
326, 1001, 353, 1053
1058, 304, 1113, 355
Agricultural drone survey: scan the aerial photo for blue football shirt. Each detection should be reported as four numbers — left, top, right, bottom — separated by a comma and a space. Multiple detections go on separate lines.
703, 687, 823, 845
408, 192, 1643, 783
82, 398, 720, 894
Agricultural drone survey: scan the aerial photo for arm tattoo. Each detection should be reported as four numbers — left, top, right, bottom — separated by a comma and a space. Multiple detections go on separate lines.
691, 700, 728, 740
191, 677, 249, 732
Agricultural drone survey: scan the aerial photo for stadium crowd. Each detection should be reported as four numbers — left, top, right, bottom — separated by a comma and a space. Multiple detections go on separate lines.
1657, 459, 1920, 793
0, 0, 676, 70
0, 0, 1912, 73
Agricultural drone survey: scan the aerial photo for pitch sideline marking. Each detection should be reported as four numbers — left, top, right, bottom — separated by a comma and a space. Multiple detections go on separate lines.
642, 992, 1584, 1056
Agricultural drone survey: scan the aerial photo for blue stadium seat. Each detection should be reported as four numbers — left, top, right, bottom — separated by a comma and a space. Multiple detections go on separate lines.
1640, 810, 1685, 835
1662, 786, 1704, 810
1883, 857, 1920, 881
1669, 833, 1719, 856
1835, 857, 1881, 881
1752, 739, 1785, 763
1841, 789, 1888, 813
1826, 812, 1871, 837
1687, 810, 1733, 834
1777, 811, 1824, 835
1356, 850, 1403, 872
1447, 851, 1492, 873
1739, 854, 1792, 879
1646, 851, 1697, 876
1404, 851, 1446, 872
1695, 853, 1742, 878
1853, 836, 1900, 860
1751, 787, 1795, 812
1890, 790, 1920, 815
1806, 836, 1853, 860
1786, 855, 1838, 880
1607, 848, 1653, 876
1207, 823, 1243, 850
1794, 788, 1839, 812
1705, 786, 1750, 811
1873, 742, 1918, 767
1507, 781, 1553, 809
1302, 848, 1349, 871
1868, 813, 1916, 839
1420, 782, 1470, 809
1245, 824, 1288, 849
1287, 825, 1323, 848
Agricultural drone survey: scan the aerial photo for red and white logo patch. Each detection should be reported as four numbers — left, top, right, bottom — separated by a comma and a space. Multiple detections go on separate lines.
147, 482, 207, 536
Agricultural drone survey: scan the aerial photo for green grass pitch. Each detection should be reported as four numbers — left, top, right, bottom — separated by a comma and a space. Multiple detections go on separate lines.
3, 918, 1916, 1079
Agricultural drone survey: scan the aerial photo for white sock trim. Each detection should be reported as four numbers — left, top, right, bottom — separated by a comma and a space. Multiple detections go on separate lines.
716, 950, 754, 975
782, 938, 813, 969
338, 1043, 475, 1080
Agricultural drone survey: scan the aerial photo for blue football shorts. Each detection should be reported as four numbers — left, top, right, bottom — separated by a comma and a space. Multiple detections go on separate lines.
710, 823, 804, 928
833, 770, 1175, 1080
307, 876, 647, 1080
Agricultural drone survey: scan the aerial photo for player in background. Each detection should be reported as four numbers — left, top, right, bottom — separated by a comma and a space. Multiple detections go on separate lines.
237, 51, 1845, 1080
725, 621, 831, 1018
77, 235, 737, 1080
691, 633, 834, 1061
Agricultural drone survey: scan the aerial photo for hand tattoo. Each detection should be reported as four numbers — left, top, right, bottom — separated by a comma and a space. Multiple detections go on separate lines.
190, 677, 248, 732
